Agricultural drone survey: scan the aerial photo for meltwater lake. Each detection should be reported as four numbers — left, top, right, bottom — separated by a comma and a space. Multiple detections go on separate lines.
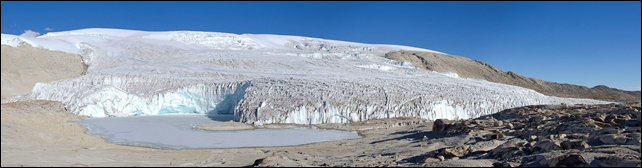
72, 115, 361, 149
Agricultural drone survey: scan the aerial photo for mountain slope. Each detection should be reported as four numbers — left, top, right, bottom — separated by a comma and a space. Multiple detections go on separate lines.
384, 50, 641, 102
1, 43, 86, 103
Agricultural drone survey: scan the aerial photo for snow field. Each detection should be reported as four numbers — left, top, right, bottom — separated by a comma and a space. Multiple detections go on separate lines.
3, 28, 610, 124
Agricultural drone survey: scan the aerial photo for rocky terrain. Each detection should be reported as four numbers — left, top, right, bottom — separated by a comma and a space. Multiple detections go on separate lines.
2, 100, 639, 167
385, 50, 641, 102
416, 102, 641, 167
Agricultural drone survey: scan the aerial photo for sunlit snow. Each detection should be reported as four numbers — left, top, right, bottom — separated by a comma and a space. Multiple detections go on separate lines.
3, 28, 609, 124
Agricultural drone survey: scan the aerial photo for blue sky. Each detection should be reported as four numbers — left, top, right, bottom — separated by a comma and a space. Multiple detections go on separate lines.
2, 1, 640, 91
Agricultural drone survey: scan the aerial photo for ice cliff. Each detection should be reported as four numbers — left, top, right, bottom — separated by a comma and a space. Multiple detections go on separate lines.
3, 28, 610, 124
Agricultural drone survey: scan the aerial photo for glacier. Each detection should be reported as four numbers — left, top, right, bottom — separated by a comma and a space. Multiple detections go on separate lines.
3, 28, 610, 125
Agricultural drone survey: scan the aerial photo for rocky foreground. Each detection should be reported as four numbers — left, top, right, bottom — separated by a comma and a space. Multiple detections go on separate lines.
408, 102, 641, 167
251, 102, 641, 167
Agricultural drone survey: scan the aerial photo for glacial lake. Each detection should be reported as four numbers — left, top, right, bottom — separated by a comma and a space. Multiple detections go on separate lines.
72, 115, 361, 150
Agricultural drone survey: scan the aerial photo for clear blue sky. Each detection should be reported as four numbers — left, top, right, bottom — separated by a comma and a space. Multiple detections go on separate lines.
2, 1, 640, 91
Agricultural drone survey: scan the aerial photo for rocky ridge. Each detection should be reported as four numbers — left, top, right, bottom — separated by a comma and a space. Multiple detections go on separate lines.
384, 50, 641, 102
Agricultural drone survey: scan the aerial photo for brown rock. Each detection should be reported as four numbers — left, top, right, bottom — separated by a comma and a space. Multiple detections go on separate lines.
492, 162, 503, 167
605, 114, 617, 123
490, 133, 505, 140
500, 138, 528, 148
560, 140, 589, 150
494, 120, 503, 127
439, 145, 472, 158
533, 140, 562, 152
595, 114, 606, 122
505, 123, 514, 129
432, 119, 451, 133
491, 147, 520, 159
531, 116, 547, 124
553, 154, 587, 167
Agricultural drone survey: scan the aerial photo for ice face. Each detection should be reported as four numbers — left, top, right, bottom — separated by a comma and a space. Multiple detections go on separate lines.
5, 28, 610, 124
19, 77, 250, 117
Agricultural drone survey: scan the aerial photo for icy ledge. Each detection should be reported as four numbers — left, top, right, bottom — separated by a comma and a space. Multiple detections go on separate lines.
13, 75, 249, 117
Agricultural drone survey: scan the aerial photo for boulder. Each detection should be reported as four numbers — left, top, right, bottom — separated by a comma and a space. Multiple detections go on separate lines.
490, 138, 527, 159
532, 140, 562, 152
499, 138, 527, 148
553, 154, 587, 167
505, 123, 514, 129
494, 120, 503, 127
439, 145, 472, 158
432, 119, 451, 133
490, 133, 505, 140
491, 147, 523, 160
